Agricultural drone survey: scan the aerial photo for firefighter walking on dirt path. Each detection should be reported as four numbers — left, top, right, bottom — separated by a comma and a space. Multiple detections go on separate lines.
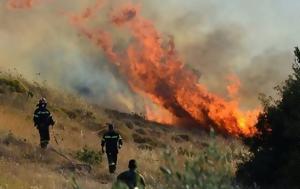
33, 98, 55, 149
101, 123, 123, 174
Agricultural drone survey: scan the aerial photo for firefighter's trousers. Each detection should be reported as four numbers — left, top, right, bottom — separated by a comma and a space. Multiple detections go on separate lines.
106, 152, 118, 173
38, 126, 50, 149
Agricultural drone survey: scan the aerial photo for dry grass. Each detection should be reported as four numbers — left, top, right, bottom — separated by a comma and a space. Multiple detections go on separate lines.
0, 73, 246, 189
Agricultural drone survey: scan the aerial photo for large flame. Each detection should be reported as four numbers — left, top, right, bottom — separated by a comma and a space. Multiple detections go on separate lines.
6, 0, 261, 137
68, 2, 260, 137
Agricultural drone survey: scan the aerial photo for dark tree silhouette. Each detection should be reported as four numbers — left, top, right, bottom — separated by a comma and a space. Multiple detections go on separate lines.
237, 47, 300, 188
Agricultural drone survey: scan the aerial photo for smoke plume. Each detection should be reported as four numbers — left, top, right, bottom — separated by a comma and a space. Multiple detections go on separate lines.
0, 0, 294, 135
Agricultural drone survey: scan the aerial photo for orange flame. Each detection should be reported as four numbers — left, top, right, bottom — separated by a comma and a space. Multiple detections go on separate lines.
145, 105, 174, 125
6, 0, 37, 9
68, 2, 260, 137
67, 0, 107, 26
6, 0, 52, 9
6, 0, 260, 137
227, 75, 241, 98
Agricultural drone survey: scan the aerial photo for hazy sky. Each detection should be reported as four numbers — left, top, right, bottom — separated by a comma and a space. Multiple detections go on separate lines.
214, 1, 300, 53
146, 0, 300, 55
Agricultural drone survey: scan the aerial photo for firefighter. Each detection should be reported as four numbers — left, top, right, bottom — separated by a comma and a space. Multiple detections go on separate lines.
114, 159, 146, 189
101, 123, 123, 173
33, 97, 55, 149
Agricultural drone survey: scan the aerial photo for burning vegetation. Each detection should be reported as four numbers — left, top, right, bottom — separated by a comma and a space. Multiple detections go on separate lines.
6, 0, 40, 9
4, 1, 300, 188
6, 0, 261, 137
68, 1, 260, 137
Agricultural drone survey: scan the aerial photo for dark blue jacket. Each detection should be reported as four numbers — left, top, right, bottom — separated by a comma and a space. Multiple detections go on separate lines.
101, 130, 123, 153
33, 107, 55, 128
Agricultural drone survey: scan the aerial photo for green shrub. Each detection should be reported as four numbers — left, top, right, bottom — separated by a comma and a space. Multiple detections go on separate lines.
0, 77, 27, 93
75, 146, 102, 166
237, 47, 300, 188
160, 130, 238, 189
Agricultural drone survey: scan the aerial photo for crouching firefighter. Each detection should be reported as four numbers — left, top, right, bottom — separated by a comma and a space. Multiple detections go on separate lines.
33, 98, 55, 149
101, 123, 123, 173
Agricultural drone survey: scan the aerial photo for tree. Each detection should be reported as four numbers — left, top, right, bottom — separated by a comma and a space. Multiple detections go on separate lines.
237, 47, 300, 188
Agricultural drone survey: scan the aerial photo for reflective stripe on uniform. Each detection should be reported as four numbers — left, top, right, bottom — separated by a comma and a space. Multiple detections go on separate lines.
104, 135, 119, 139
37, 111, 49, 114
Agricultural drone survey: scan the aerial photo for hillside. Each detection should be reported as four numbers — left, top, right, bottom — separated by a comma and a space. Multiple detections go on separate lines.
0, 72, 246, 189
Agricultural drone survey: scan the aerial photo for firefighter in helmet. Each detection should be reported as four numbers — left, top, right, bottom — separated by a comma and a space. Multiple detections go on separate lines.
33, 97, 55, 149
101, 123, 123, 173
113, 159, 146, 189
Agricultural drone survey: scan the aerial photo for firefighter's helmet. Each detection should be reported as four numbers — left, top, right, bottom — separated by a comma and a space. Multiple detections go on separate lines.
37, 97, 47, 107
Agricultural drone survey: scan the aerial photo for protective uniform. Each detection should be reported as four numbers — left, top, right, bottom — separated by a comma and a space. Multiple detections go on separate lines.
101, 123, 123, 173
115, 160, 145, 189
33, 98, 55, 149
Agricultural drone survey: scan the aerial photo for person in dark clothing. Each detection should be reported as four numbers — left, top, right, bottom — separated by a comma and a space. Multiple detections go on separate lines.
33, 98, 55, 149
114, 159, 145, 189
101, 123, 123, 173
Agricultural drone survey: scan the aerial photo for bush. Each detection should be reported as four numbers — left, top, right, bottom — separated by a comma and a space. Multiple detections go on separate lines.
160, 130, 238, 189
0, 77, 27, 93
237, 47, 300, 188
75, 146, 102, 166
